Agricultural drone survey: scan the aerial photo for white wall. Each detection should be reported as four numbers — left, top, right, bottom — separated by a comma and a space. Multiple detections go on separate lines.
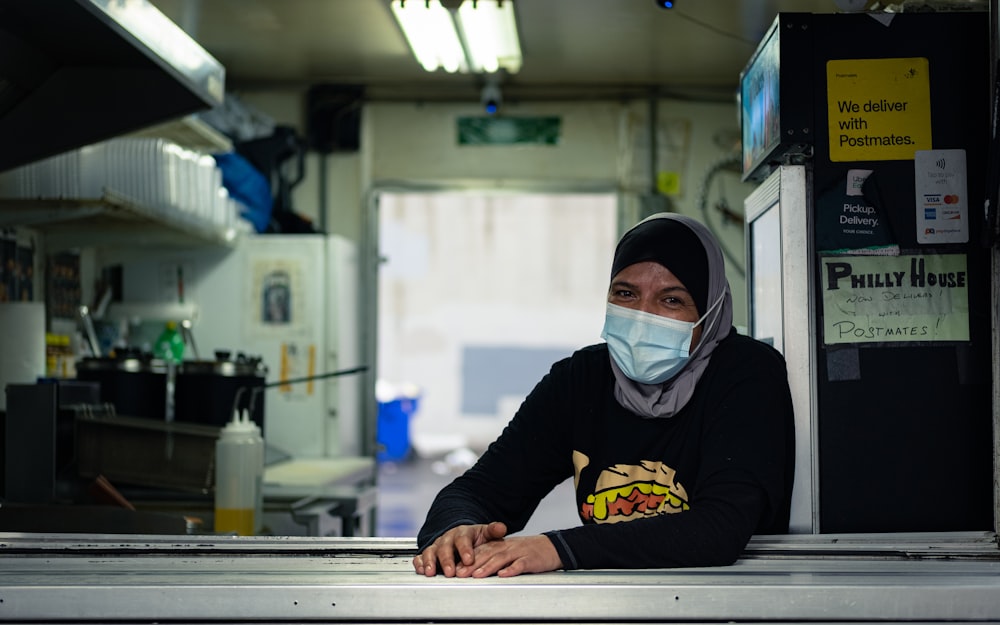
368, 101, 619, 185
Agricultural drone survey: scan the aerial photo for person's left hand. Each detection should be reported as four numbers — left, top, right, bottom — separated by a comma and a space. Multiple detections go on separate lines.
453, 534, 563, 578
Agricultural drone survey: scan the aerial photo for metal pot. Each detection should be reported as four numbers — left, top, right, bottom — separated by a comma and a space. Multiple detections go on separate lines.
174, 351, 267, 430
75, 351, 168, 420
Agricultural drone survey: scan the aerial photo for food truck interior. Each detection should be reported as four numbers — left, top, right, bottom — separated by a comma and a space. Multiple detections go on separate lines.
0, 1, 999, 623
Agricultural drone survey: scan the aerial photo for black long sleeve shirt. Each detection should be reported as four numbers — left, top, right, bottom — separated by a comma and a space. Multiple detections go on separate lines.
417, 328, 795, 570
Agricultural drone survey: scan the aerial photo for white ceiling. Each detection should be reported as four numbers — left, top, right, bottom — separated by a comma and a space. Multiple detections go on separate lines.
149, 0, 843, 103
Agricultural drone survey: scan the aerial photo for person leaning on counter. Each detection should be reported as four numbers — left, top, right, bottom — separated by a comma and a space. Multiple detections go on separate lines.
412, 213, 795, 578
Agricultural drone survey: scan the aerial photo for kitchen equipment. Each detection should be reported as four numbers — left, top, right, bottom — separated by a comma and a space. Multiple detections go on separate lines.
0, 0, 224, 172
122, 234, 361, 457
76, 350, 168, 421
76, 411, 219, 494
174, 352, 267, 430
3, 380, 101, 504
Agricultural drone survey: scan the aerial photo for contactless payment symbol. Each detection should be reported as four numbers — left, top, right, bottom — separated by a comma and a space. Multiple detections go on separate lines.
914, 149, 968, 244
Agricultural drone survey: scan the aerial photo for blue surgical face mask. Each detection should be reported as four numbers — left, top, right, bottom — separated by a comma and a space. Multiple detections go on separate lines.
601, 297, 720, 385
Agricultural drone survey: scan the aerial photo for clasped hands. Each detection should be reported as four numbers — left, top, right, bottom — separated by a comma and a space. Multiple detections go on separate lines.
412, 521, 563, 578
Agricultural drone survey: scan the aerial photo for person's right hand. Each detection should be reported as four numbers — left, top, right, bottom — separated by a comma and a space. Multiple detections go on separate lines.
412, 521, 508, 577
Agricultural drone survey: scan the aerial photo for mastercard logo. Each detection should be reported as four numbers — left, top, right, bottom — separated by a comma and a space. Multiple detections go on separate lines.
944, 195, 960, 204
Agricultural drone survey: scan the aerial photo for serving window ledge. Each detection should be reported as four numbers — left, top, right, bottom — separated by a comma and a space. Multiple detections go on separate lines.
1, 533, 999, 623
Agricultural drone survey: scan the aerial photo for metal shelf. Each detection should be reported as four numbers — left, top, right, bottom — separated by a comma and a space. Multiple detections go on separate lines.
0, 188, 240, 250
127, 115, 233, 155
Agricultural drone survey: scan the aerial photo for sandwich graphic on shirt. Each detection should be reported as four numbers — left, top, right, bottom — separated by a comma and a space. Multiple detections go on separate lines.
575, 454, 690, 523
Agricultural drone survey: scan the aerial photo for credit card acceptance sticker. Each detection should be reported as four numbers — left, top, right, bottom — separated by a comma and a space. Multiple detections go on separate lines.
915, 149, 969, 244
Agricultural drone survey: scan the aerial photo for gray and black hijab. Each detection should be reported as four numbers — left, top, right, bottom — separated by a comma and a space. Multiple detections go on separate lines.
607, 212, 734, 418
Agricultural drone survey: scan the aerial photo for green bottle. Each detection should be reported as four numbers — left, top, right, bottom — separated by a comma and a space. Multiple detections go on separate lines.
153, 320, 186, 363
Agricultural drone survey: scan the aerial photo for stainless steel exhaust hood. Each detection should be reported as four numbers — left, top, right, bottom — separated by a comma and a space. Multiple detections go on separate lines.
0, 0, 225, 173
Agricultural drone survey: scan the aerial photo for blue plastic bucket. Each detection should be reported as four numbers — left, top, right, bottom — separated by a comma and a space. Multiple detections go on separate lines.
376, 396, 419, 462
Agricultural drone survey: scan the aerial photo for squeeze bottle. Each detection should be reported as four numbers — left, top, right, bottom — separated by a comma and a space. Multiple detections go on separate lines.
214, 410, 264, 535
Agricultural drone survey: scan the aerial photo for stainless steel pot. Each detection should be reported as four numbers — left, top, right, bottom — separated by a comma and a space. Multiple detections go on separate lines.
174, 351, 267, 430
76, 351, 168, 420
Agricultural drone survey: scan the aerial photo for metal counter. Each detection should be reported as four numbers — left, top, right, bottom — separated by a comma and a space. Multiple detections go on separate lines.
1, 532, 999, 623
124, 456, 379, 537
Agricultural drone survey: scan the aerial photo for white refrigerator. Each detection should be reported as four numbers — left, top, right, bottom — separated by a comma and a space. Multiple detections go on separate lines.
744, 164, 816, 534
120, 233, 364, 460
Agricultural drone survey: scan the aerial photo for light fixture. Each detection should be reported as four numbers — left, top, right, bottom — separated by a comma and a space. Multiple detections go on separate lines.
391, 0, 465, 72
391, 0, 522, 74
457, 0, 521, 74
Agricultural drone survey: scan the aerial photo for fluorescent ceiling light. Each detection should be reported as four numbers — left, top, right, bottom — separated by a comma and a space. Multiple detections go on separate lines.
392, 0, 522, 75
391, 0, 466, 72
457, 0, 521, 74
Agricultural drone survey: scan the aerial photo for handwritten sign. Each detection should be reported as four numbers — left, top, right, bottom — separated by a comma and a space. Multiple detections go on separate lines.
827, 57, 931, 162
821, 254, 969, 344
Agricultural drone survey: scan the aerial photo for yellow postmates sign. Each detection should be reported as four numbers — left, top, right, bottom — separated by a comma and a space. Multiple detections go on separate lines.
827, 57, 931, 162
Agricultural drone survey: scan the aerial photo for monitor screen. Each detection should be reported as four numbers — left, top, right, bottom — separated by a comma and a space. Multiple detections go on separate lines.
740, 21, 781, 182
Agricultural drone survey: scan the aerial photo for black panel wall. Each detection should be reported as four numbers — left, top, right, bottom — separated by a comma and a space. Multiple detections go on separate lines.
806, 11, 993, 532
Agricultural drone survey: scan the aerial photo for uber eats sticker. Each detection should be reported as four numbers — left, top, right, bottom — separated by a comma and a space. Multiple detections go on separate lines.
827, 57, 931, 162
821, 254, 969, 344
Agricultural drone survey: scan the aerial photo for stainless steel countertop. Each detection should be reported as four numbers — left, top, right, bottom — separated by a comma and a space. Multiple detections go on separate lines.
1, 532, 999, 623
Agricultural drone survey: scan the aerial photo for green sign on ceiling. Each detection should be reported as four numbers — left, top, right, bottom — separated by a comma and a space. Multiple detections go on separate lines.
457, 116, 561, 145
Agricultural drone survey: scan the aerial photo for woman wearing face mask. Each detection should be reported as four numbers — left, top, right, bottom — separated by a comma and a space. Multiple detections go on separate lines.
413, 213, 794, 578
